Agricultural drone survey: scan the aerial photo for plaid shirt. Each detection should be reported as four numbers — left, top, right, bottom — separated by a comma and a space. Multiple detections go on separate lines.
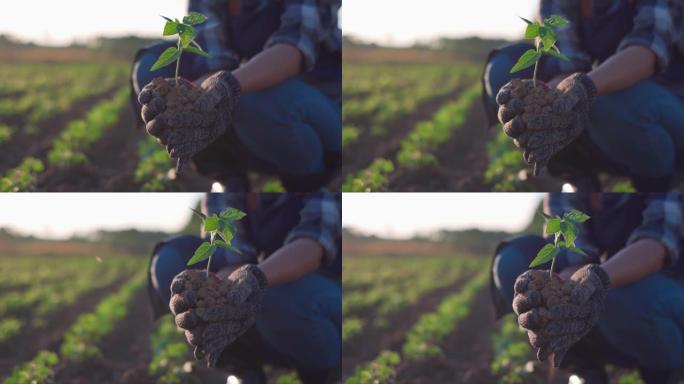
545, 193, 684, 266
541, 0, 684, 73
202, 192, 341, 266
189, 0, 341, 72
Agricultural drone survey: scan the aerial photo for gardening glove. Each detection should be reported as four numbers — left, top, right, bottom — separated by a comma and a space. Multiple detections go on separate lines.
496, 73, 597, 175
513, 264, 610, 368
138, 71, 242, 172
169, 264, 267, 367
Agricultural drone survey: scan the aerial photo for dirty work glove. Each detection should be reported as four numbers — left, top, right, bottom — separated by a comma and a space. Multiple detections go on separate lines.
137, 71, 242, 171
495, 73, 597, 175
513, 264, 610, 367
169, 264, 268, 367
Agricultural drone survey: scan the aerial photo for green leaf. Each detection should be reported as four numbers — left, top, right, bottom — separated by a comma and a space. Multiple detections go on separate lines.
538, 26, 557, 51
540, 212, 553, 220
185, 45, 209, 57
564, 209, 590, 223
544, 48, 570, 61
213, 239, 228, 248
519, 16, 534, 25
150, 47, 180, 71
183, 11, 208, 25
529, 244, 560, 268
190, 207, 207, 220
187, 242, 216, 265
219, 208, 247, 221
560, 221, 577, 246
176, 24, 196, 48
204, 215, 219, 232
525, 23, 540, 39
567, 245, 587, 256
510, 49, 541, 73
163, 20, 179, 36
545, 218, 561, 234
161, 15, 173, 22
544, 15, 569, 27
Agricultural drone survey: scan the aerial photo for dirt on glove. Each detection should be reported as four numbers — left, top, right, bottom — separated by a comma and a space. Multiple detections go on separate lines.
147, 77, 203, 114
170, 269, 232, 312
522, 270, 577, 326
509, 79, 561, 126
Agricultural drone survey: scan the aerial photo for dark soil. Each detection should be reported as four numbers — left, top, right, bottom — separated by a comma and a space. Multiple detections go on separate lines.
0, 86, 122, 175
53, 289, 155, 384
387, 102, 490, 191
342, 273, 475, 378
394, 288, 497, 384
334, 87, 469, 189
0, 276, 130, 378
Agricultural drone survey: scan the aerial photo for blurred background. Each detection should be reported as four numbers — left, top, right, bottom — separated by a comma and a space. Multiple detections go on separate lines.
0, 1, 240, 193
342, 193, 651, 384
340, 0, 640, 193
0, 193, 306, 384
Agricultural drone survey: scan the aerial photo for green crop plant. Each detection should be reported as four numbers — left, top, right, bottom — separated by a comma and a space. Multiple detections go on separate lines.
529, 209, 590, 276
345, 350, 401, 384
187, 207, 246, 276
510, 15, 569, 86
151, 12, 209, 85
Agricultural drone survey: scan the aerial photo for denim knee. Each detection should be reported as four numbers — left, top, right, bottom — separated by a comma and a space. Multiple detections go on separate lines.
256, 275, 341, 370
591, 92, 676, 178
599, 275, 684, 370
232, 80, 340, 176
150, 235, 203, 305
492, 235, 548, 306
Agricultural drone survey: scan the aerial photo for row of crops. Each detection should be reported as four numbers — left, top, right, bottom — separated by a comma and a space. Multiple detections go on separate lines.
0, 253, 303, 384
342, 253, 649, 384
342, 253, 491, 383
341, 62, 483, 192
0, 62, 193, 192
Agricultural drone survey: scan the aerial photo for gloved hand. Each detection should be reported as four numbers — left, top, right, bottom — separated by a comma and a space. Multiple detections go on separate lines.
169, 264, 268, 367
513, 264, 610, 367
138, 71, 242, 172
496, 73, 597, 175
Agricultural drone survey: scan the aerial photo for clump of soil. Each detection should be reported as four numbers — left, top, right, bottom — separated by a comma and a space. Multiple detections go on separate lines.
508, 79, 560, 115
148, 77, 203, 115
171, 269, 232, 313
521, 270, 577, 326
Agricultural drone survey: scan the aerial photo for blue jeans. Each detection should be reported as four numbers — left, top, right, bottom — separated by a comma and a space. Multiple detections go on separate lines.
148, 235, 342, 383
483, 43, 684, 189
132, 42, 341, 191
492, 235, 684, 373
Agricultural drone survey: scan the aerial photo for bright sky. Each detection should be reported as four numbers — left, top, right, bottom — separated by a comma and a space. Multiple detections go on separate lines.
343, 193, 544, 239
0, 193, 201, 239
0, 0, 187, 45
343, 0, 540, 46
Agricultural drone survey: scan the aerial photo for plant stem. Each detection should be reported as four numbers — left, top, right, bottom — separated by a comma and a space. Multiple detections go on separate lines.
549, 255, 556, 278
206, 254, 212, 278
532, 60, 538, 88
175, 40, 182, 86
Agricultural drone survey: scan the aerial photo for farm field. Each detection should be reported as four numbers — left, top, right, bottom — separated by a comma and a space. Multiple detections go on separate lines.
0, 55, 290, 192
0, 248, 301, 384
341, 240, 650, 384
340, 48, 646, 192
0, 59, 214, 192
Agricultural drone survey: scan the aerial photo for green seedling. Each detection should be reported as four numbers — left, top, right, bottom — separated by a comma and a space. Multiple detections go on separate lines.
529, 209, 590, 276
187, 207, 246, 276
510, 15, 570, 87
151, 12, 210, 85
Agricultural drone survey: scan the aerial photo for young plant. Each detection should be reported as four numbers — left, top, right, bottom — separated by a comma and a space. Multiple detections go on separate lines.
187, 207, 246, 276
151, 12, 210, 85
510, 15, 570, 87
529, 209, 590, 277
